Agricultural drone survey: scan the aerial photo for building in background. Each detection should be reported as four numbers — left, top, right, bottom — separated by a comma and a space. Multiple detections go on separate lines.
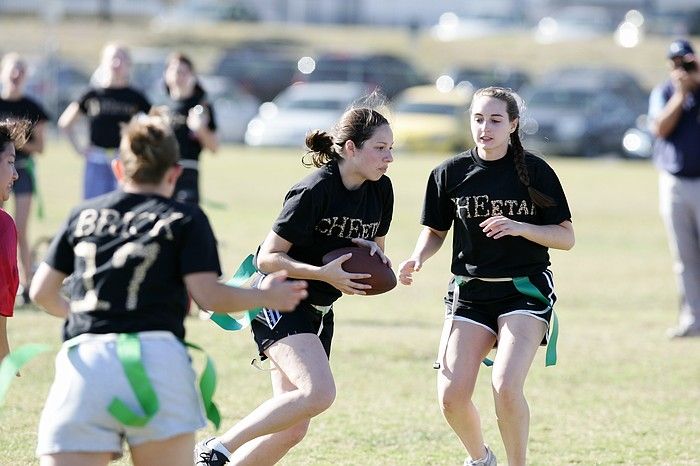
1, 0, 699, 30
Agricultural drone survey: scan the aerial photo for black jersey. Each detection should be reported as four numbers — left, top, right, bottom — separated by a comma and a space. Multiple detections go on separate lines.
272, 160, 394, 305
44, 190, 222, 341
0, 96, 49, 160
167, 85, 217, 162
78, 87, 151, 148
421, 148, 571, 278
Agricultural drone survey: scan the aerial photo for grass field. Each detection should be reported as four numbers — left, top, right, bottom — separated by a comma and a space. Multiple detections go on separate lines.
1, 141, 699, 465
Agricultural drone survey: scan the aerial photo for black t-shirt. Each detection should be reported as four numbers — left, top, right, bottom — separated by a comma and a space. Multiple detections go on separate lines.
0, 96, 50, 160
78, 87, 151, 148
421, 148, 571, 278
272, 160, 394, 305
167, 85, 217, 162
44, 190, 222, 341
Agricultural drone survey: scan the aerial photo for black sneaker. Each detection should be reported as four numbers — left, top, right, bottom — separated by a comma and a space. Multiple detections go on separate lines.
195, 437, 230, 466
15, 285, 31, 307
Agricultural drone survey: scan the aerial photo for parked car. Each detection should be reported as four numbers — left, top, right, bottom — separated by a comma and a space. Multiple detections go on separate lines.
212, 39, 306, 102
440, 65, 530, 92
199, 75, 260, 143
294, 52, 428, 99
520, 84, 639, 157
538, 66, 649, 115
391, 85, 473, 153
244, 81, 372, 147
621, 114, 653, 160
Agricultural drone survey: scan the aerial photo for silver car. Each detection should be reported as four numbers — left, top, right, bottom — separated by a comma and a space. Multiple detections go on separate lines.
244, 81, 373, 147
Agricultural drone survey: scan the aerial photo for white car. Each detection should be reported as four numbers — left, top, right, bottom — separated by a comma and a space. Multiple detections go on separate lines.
244, 81, 372, 147
198, 75, 261, 143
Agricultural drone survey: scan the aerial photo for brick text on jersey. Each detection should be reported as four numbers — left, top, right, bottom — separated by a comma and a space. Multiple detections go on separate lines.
73, 203, 185, 241
316, 216, 380, 239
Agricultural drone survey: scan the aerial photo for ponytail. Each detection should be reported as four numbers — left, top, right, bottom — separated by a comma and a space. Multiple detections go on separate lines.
303, 130, 342, 168
302, 104, 389, 168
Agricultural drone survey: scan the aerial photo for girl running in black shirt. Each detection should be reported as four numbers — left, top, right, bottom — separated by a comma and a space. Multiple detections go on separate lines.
30, 111, 306, 466
196, 103, 394, 466
399, 87, 574, 466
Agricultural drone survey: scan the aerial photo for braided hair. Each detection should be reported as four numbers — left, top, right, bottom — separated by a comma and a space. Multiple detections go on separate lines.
472, 87, 556, 208
303, 101, 389, 168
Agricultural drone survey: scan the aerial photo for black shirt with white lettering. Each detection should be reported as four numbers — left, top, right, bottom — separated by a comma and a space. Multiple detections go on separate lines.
0, 96, 49, 161
44, 190, 221, 341
421, 147, 571, 278
78, 87, 151, 148
272, 160, 394, 305
167, 85, 217, 162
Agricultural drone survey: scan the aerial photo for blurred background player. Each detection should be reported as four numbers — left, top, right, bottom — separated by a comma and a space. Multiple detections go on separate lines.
398, 87, 574, 466
195, 103, 394, 466
0, 53, 49, 305
30, 110, 307, 466
58, 43, 150, 200
648, 39, 700, 338
0, 119, 29, 363
163, 52, 218, 205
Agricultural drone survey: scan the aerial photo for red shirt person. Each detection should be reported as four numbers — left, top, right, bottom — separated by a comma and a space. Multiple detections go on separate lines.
0, 118, 29, 362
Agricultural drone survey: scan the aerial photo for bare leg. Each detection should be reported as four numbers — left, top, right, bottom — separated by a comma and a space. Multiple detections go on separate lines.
0, 316, 9, 361
436, 320, 496, 461
227, 366, 311, 466
492, 314, 546, 466
14, 194, 32, 293
40, 452, 111, 466
217, 333, 335, 463
131, 432, 195, 466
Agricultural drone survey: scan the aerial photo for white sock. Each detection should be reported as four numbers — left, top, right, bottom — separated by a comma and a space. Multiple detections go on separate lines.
206, 438, 232, 459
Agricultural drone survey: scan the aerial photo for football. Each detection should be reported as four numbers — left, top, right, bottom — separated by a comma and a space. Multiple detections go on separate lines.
321, 246, 397, 295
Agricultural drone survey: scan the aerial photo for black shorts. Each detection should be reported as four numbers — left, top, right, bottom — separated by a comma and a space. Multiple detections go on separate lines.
13, 165, 34, 195
444, 270, 556, 345
251, 302, 334, 360
174, 168, 199, 205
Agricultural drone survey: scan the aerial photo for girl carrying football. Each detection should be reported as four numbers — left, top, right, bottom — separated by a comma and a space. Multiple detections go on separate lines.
398, 87, 574, 466
196, 99, 395, 466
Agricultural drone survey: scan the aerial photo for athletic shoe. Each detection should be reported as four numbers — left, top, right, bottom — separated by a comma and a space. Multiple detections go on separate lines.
15, 285, 30, 307
195, 437, 230, 466
464, 445, 497, 466
666, 325, 700, 339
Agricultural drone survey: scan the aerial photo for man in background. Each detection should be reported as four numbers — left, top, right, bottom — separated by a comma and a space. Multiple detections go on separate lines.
648, 39, 700, 338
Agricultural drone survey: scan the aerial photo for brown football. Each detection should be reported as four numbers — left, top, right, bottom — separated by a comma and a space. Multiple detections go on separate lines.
321, 246, 397, 295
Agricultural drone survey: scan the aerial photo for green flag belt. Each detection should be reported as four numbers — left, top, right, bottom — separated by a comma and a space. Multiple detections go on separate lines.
206, 254, 263, 331
0, 335, 221, 429
434, 275, 558, 369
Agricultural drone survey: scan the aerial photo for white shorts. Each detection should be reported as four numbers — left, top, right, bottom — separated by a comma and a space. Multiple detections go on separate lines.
36, 331, 206, 458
